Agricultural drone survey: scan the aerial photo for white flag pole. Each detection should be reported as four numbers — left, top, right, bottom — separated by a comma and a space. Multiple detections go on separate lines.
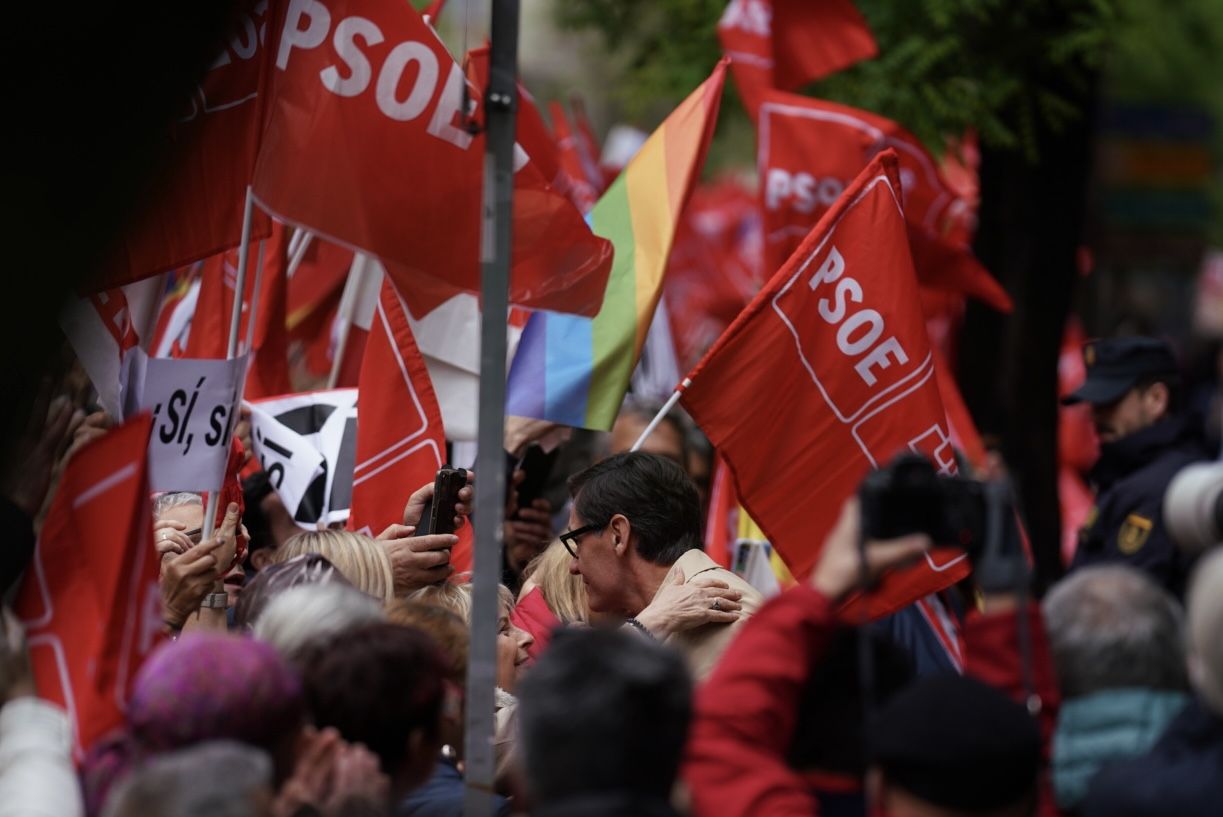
201, 186, 256, 542
629, 378, 691, 452
243, 240, 267, 355
285, 230, 313, 279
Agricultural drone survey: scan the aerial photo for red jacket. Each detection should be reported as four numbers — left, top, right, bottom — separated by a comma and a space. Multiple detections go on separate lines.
685, 586, 1061, 817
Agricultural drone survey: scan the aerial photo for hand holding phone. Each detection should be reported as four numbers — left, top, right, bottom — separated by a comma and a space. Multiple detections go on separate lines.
415, 466, 468, 537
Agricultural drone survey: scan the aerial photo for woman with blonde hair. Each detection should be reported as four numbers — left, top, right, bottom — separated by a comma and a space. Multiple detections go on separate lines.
519, 540, 589, 624
272, 530, 395, 604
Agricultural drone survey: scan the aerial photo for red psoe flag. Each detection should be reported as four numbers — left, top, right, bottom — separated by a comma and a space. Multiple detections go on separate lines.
758, 91, 1010, 311
349, 280, 472, 570
93, 5, 274, 289
680, 151, 971, 620
186, 222, 293, 399
253, 0, 613, 318
772, 0, 877, 89
14, 415, 162, 757
718, 0, 876, 121
548, 101, 599, 214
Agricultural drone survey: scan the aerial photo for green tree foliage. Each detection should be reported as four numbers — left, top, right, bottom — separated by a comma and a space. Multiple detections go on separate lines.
557, 0, 1223, 165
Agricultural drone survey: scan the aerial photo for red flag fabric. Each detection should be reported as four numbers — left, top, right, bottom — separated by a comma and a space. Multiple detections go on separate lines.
548, 101, 599, 214
186, 222, 293, 399
757, 91, 1010, 312
718, 0, 876, 121
933, 348, 988, 473
348, 279, 473, 570
423, 0, 447, 23
149, 267, 202, 358
93, 6, 273, 290
287, 236, 353, 336
61, 287, 144, 416
1058, 318, 1099, 473
772, 0, 877, 89
465, 46, 564, 194
703, 456, 738, 569
680, 151, 971, 620
253, 0, 613, 319
569, 95, 606, 194
664, 179, 764, 370
14, 415, 162, 757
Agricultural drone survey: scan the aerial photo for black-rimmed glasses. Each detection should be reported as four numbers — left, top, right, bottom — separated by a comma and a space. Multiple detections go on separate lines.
559, 522, 607, 558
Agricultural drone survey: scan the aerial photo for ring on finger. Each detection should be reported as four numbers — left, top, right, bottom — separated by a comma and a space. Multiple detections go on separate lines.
711, 599, 721, 612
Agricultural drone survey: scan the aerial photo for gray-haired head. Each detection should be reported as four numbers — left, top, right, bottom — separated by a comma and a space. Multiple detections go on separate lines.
1187, 548, 1223, 716
1043, 565, 1187, 698
253, 582, 384, 663
152, 491, 203, 522
102, 741, 272, 817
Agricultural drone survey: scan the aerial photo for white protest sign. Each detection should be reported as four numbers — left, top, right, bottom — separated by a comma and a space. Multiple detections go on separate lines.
248, 389, 358, 529
123, 349, 248, 493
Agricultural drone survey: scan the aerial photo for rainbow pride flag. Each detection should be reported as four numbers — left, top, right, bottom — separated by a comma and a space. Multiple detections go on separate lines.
506, 61, 727, 430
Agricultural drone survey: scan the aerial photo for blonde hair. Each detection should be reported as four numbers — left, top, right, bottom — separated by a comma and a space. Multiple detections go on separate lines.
408, 578, 515, 625
1188, 549, 1223, 717
274, 530, 395, 604
520, 540, 588, 624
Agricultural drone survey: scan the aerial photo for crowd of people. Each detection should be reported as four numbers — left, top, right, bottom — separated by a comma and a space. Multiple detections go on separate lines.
1, 334, 1221, 817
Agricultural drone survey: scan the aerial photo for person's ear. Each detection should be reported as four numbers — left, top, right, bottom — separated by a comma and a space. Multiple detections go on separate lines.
1144, 381, 1170, 418
609, 514, 632, 557
250, 547, 275, 571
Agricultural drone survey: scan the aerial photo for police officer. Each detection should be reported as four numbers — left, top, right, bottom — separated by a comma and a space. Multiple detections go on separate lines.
1063, 337, 1207, 596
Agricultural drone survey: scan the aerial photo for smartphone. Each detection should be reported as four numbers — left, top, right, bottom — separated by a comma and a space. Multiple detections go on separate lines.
416, 465, 467, 537
514, 445, 559, 515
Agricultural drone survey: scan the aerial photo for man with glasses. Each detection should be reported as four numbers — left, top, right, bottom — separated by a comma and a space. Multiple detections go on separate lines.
562, 452, 762, 680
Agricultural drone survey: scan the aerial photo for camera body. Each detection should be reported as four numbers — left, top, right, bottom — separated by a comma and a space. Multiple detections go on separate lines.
858, 453, 987, 555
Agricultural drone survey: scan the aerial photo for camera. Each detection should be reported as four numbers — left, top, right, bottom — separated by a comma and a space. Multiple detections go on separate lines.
1163, 462, 1223, 555
858, 453, 988, 554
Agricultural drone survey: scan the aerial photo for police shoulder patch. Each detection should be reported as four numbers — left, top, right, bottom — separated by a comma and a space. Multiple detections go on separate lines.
1118, 513, 1153, 555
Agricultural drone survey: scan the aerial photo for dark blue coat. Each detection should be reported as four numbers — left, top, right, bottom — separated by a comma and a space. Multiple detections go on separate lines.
1071, 415, 1206, 597
397, 759, 510, 817
1081, 698, 1223, 817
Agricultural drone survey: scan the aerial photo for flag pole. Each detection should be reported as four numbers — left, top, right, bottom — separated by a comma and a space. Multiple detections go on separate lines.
629, 378, 691, 452
285, 230, 313, 279
464, 0, 518, 813
326, 254, 366, 389
202, 186, 256, 542
243, 240, 267, 355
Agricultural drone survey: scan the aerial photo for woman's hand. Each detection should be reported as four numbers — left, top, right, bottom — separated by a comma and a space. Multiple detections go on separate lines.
635, 570, 743, 638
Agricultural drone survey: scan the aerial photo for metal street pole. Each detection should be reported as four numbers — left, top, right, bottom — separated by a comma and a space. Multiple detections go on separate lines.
464, 1, 518, 814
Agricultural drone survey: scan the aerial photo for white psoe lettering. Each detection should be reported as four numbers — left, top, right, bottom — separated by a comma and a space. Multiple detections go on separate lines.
807, 246, 910, 386
765, 169, 845, 213
276, 0, 473, 149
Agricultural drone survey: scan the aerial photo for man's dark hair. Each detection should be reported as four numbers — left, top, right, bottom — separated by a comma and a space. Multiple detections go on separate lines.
300, 623, 445, 779
1135, 373, 1182, 414
868, 675, 1042, 813
518, 627, 692, 804
567, 451, 701, 565
787, 629, 916, 775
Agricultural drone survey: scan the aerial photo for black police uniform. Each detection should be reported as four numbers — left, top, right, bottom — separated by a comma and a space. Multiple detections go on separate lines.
1070, 414, 1203, 596
1063, 337, 1206, 597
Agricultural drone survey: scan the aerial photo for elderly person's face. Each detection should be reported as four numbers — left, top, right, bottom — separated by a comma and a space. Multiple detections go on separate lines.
157, 502, 245, 604
159, 503, 205, 543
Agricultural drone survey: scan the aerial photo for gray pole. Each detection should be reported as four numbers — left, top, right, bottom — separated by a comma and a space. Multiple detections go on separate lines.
464, 1, 518, 814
